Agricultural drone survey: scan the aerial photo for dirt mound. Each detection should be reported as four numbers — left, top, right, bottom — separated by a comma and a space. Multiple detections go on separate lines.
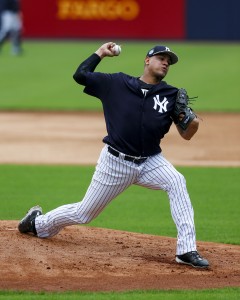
0, 221, 239, 292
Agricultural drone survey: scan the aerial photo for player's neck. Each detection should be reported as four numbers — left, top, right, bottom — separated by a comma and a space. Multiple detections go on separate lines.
139, 74, 162, 85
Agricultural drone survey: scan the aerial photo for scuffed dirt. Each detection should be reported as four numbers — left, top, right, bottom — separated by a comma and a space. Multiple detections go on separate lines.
0, 221, 239, 292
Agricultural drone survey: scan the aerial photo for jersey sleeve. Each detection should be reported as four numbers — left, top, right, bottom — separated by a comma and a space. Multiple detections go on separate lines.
73, 53, 112, 100
83, 72, 112, 99
73, 53, 101, 86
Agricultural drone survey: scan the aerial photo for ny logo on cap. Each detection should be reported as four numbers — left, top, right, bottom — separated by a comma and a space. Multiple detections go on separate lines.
165, 47, 170, 51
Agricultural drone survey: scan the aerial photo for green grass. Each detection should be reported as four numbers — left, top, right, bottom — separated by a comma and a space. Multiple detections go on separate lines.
0, 165, 239, 298
0, 40, 240, 112
0, 288, 239, 300
0, 165, 239, 245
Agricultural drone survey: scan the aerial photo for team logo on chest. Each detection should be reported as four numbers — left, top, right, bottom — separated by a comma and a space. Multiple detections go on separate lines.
153, 95, 169, 113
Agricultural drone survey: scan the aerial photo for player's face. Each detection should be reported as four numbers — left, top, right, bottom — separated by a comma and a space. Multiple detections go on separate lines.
146, 54, 171, 80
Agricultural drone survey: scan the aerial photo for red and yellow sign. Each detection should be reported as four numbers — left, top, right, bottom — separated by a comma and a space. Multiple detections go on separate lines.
57, 0, 140, 21
21, 0, 185, 38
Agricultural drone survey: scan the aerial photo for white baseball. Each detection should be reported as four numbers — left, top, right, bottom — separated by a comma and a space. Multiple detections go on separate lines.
112, 44, 121, 56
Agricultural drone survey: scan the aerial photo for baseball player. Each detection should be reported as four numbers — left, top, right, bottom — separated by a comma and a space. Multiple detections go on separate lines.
18, 42, 209, 268
0, 0, 22, 55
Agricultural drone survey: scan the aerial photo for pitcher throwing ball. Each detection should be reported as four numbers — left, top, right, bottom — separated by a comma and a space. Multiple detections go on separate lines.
18, 42, 209, 268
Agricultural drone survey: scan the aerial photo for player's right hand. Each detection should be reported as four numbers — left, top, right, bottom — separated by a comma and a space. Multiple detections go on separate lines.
95, 42, 117, 59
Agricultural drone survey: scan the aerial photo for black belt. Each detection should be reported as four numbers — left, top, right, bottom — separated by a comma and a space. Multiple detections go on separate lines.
108, 146, 147, 165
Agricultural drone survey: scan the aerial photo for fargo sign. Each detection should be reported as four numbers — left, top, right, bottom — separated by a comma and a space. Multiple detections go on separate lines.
57, 0, 140, 20
21, 0, 185, 38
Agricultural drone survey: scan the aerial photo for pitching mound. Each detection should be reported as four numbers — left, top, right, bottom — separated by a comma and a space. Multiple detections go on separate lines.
0, 221, 239, 292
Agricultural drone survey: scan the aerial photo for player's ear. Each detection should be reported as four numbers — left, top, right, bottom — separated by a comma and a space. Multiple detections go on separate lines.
145, 57, 150, 65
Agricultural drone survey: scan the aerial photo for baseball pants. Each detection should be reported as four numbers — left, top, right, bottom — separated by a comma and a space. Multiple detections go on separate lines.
0, 11, 22, 54
35, 145, 196, 255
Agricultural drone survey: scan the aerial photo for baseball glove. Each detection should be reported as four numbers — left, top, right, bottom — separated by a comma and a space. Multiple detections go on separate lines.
172, 88, 197, 130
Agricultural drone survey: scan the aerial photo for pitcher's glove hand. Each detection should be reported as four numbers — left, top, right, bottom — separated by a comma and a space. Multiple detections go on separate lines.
172, 88, 197, 130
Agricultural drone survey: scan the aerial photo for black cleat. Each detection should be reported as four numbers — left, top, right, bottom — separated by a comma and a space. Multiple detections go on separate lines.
176, 251, 209, 268
18, 205, 42, 235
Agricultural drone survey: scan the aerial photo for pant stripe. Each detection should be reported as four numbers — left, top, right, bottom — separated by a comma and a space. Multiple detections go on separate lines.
36, 145, 196, 254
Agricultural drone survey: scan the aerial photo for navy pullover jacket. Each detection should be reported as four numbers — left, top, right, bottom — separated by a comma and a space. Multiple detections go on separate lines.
73, 54, 178, 157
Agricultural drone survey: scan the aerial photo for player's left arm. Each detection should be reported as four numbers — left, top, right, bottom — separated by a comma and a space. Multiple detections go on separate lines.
172, 88, 199, 140
176, 116, 199, 140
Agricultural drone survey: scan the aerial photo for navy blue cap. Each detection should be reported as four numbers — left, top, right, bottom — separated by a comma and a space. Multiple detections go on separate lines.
146, 45, 178, 65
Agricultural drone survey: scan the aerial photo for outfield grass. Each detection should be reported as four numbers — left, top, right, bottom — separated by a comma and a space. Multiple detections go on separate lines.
0, 40, 240, 112
0, 165, 239, 245
0, 288, 239, 300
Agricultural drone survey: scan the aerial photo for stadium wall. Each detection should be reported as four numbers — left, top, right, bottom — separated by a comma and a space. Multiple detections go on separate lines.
21, 0, 240, 40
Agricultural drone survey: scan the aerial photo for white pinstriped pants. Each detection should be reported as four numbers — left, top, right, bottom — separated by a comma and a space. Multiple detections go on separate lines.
0, 12, 22, 53
35, 145, 196, 255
